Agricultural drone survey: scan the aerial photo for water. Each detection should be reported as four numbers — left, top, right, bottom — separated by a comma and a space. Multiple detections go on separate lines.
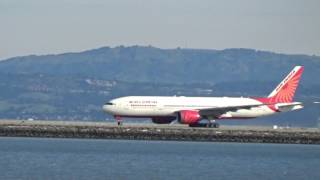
0, 137, 319, 180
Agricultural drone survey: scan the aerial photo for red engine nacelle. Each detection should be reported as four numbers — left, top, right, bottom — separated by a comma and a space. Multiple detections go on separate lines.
178, 110, 201, 124
152, 116, 176, 124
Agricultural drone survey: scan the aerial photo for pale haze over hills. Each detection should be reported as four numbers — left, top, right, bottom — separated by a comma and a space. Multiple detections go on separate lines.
0, 0, 320, 59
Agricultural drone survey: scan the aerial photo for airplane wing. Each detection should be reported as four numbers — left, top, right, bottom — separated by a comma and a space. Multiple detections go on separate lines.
198, 103, 272, 117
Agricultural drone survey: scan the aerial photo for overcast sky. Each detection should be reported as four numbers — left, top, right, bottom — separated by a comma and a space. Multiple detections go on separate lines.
0, 0, 319, 59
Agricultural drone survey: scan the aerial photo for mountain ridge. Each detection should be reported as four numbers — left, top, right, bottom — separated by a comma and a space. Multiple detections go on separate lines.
1, 46, 319, 85
2, 46, 319, 62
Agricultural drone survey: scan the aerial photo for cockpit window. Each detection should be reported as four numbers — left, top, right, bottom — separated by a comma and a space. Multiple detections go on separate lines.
105, 102, 114, 105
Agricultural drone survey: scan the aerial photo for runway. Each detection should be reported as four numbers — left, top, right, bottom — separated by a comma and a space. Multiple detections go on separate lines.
0, 120, 319, 144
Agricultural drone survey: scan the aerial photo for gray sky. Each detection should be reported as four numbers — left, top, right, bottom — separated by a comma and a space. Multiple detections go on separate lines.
0, 0, 319, 59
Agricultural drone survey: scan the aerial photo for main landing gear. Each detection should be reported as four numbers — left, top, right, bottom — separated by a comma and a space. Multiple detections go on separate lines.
188, 120, 220, 128
208, 120, 220, 128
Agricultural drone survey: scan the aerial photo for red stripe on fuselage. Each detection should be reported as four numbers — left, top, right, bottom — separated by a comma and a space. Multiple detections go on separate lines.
252, 97, 279, 112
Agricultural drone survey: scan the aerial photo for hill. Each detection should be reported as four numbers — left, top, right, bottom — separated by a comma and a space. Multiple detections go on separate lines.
1, 46, 320, 85
0, 46, 319, 127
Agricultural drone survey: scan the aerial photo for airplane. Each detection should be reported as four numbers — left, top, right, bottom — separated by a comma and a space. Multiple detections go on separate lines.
103, 66, 304, 128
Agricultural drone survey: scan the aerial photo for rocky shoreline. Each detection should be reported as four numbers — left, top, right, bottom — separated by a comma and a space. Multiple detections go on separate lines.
0, 120, 319, 144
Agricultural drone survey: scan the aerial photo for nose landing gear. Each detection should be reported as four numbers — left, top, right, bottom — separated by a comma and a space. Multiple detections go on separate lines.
115, 116, 123, 126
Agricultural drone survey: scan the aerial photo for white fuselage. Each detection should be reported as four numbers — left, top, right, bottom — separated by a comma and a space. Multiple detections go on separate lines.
103, 66, 305, 122
103, 96, 276, 119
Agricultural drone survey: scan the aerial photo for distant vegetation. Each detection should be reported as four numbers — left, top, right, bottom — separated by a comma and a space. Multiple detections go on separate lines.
0, 46, 319, 127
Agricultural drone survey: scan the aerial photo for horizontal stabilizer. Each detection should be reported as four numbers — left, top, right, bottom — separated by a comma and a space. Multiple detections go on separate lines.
275, 102, 304, 112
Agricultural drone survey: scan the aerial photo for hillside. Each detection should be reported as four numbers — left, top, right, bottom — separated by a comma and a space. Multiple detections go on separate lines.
1, 46, 320, 85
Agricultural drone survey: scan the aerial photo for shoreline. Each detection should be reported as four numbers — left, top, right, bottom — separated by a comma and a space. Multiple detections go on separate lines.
0, 120, 319, 144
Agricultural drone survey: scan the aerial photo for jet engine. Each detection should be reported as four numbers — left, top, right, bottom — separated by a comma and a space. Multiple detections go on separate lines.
152, 116, 176, 124
178, 110, 201, 124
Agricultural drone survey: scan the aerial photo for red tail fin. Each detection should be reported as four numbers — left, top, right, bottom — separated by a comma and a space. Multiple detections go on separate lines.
268, 66, 304, 103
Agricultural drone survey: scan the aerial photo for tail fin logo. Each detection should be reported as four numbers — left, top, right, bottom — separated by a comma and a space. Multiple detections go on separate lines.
268, 66, 304, 103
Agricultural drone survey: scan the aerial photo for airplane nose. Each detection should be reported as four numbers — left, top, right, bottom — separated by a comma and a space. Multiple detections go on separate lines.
102, 105, 110, 112
103, 101, 116, 114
